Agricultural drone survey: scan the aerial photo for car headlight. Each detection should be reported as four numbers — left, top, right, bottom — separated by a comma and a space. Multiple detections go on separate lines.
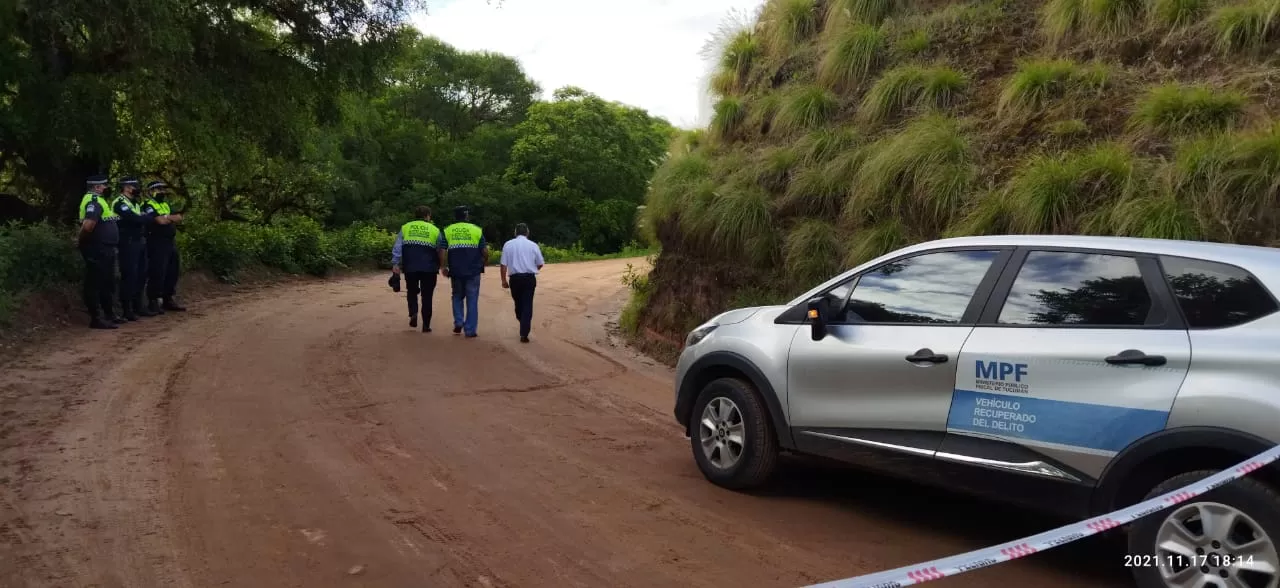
685, 323, 718, 347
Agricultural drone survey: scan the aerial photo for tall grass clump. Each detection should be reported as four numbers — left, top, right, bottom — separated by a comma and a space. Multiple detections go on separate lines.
1210, 2, 1276, 53
701, 8, 761, 95
1129, 84, 1247, 136
1109, 193, 1202, 240
846, 114, 974, 235
1004, 143, 1138, 234
646, 149, 713, 223
763, 0, 821, 53
748, 92, 783, 134
1042, 0, 1084, 44
827, 0, 903, 27
757, 146, 800, 191
1043, 0, 1145, 42
1085, 0, 1146, 35
774, 85, 839, 134
997, 59, 1110, 116
896, 29, 930, 54
721, 30, 762, 87
1168, 133, 1232, 198
860, 65, 967, 124
1152, 0, 1207, 28
795, 126, 861, 164
710, 70, 738, 97
818, 23, 886, 91
844, 219, 909, 267
1206, 122, 1280, 242
779, 148, 865, 217
711, 97, 748, 141
704, 182, 780, 264
784, 220, 844, 284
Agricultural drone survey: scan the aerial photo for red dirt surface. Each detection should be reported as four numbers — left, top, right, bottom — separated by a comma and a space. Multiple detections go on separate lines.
0, 258, 1128, 587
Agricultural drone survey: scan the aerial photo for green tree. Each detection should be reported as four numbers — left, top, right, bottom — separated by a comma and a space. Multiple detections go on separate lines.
2, 0, 417, 219
506, 86, 676, 206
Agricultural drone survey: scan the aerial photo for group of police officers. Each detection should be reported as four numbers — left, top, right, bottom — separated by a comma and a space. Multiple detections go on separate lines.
77, 174, 187, 330
391, 204, 489, 337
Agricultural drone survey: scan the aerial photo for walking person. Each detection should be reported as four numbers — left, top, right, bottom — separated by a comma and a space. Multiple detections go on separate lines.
438, 205, 488, 338
500, 223, 544, 343
391, 206, 442, 332
112, 177, 154, 320
141, 181, 186, 314
76, 174, 123, 329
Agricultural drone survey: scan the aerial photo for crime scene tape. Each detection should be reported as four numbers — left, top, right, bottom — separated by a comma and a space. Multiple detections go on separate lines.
804, 444, 1280, 588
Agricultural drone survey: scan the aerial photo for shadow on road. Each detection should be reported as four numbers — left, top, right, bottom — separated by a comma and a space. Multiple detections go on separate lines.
757, 456, 1131, 585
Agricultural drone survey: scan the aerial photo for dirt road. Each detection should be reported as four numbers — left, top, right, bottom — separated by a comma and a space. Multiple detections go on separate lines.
0, 258, 1129, 588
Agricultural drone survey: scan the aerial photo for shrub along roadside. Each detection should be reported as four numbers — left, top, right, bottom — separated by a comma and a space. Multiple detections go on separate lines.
486, 241, 652, 265
0, 218, 396, 325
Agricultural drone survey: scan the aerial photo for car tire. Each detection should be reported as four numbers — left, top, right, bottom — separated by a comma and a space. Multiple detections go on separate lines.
1128, 469, 1280, 588
689, 377, 778, 490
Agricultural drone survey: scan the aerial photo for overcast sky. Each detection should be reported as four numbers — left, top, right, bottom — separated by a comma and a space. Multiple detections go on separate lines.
411, 0, 766, 129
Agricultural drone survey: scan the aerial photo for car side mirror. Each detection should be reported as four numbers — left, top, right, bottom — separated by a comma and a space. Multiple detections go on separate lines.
807, 297, 828, 341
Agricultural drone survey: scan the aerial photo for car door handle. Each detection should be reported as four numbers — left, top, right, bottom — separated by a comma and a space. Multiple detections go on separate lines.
1105, 349, 1167, 367
905, 348, 949, 364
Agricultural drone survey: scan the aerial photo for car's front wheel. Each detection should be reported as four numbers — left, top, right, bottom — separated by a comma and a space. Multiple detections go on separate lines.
689, 377, 778, 490
1128, 470, 1280, 588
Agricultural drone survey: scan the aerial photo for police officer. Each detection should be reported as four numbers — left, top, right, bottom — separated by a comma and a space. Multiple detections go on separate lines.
141, 181, 186, 314
390, 205, 442, 332
437, 205, 488, 338
112, 177, 154, 320
77, 174, 123, 329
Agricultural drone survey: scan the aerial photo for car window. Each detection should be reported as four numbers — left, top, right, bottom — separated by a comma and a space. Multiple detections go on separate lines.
1161, 256, 1278, 328
833, 250, 1000, 324
998, 251, 1152, 326
817, 277, 856, 316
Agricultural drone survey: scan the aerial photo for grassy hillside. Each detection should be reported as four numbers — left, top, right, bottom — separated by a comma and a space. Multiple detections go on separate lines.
632, 0, 1280, 344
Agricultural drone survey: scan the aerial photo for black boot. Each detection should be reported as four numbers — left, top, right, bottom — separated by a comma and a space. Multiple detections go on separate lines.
162, 297, 186, 312
149, 299, 164, 315
409, 315, 418, 328
135, 298, 156, 317
120, 299, 137, 322
89, 315, 117, 330
106, 307, 126, 324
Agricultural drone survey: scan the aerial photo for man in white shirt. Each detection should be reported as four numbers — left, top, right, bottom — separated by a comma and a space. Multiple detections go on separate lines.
499, 223, 545, 343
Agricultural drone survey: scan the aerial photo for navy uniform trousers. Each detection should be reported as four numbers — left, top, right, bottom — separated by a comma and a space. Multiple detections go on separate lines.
145, 238, 180, 301
80, 242, 117, 318
118, 237, 147, 309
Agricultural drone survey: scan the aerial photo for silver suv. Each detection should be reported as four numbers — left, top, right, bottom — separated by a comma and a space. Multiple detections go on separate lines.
673, 235, 1280, 588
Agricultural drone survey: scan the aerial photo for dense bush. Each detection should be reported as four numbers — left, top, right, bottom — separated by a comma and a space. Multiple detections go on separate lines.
0, 218, 396, 323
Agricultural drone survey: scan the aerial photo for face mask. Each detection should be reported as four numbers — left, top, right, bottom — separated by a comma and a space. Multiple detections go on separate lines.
154, 193, 167, 202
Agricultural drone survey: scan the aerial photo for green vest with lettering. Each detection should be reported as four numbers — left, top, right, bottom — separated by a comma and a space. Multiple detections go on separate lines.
398, 220, 441, 273
79, 193, 119, 222
144, 198, 177, 241
443, 222, 485, 277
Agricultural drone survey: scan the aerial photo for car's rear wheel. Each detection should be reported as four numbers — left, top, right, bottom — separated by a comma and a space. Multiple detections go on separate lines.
1128, 470, 1280, 588
689, 377, 778, 490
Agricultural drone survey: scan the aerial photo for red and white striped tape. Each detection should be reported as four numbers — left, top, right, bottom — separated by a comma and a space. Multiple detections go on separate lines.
804, 445, 1280, 588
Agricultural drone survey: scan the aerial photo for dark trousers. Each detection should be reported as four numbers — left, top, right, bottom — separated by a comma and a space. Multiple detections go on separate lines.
509, 274, 537, 337
405, 271, 438, 326
146, 239, 180, 300
80, 243, 117, 318
118, 239, 146, 310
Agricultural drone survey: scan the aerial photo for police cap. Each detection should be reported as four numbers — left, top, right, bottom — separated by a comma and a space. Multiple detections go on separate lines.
86, 174, 109, 186
119, 176, 140, 187
453, 205, 470, 221
147, 181, 168, 191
